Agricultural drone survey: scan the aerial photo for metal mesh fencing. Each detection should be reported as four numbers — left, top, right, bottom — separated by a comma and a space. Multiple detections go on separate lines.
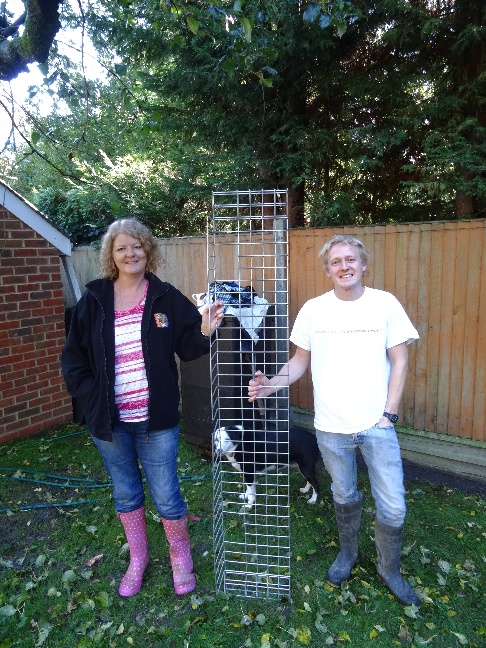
209, 189, 290, 599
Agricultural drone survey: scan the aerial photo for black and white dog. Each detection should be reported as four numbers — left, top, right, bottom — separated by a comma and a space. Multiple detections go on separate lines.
214, 424, 321, 507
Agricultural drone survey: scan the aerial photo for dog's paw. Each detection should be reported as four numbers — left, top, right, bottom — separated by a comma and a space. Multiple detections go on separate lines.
300, 482, 318, 504
239, 494, 256, 506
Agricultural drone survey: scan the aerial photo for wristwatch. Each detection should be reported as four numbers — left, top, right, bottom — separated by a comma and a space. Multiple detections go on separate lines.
383, 411, 398, 424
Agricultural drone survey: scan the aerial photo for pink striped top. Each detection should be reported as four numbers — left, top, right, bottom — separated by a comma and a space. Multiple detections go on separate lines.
114, 282, 149, 422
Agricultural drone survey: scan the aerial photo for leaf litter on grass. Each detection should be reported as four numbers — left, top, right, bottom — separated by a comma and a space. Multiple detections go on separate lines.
1, 424, 485, 647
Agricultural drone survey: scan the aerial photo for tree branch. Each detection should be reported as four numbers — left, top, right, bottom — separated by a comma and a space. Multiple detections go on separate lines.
0, 0, 62, 81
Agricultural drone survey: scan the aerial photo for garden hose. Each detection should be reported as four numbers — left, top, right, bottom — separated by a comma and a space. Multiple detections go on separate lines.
0, 426, 211, 513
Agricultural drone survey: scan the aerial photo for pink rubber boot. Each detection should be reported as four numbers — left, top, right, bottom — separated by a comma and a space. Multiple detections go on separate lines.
118, 506, 150, 597
161, 514, 196, 595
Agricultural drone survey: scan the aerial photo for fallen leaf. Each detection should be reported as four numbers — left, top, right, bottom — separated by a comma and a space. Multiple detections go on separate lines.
413, 633, 437, 645
0, 605, 16, 617
438, 559, 451, 573
314, 611, 327, 633
398, 623, 412, 641
260, 633, 271, 647
451, 632, 468, 645
85, 553, 103, 567
35, 620, 53, 647
81, 598, 95, 610
296, 626, 312, 645
0, 559, 14, 568
96, 591, 111, 608
404, 604, 420, 618
62, 569, 76, 585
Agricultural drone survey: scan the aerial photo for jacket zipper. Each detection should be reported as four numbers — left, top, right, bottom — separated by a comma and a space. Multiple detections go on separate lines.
142, 286, 157, 442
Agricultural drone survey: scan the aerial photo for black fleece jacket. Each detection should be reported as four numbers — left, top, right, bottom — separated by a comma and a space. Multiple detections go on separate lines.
61, 273, 210, 441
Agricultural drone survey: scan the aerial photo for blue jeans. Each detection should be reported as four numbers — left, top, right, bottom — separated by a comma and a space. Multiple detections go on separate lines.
316, 425, 406, 527
91, 421, 186, 520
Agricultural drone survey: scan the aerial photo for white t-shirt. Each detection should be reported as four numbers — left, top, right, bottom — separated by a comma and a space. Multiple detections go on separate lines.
290, 287, 419, 434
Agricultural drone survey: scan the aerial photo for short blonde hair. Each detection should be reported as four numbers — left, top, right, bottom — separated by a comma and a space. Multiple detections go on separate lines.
99, 218, 162, 280
318, 234, 370, 270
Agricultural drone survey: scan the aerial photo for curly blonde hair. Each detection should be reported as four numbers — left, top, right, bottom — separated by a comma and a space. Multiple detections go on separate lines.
318, 234, 370, 270
99, 219, 162, 280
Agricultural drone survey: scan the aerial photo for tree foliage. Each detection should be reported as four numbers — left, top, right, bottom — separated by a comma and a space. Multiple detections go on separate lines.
2, 0, 486, 241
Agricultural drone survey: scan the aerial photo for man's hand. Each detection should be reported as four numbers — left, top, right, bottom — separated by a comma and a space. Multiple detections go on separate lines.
248, 348, 311, 402
376, 415, 395, 428
248, 370, 274, 402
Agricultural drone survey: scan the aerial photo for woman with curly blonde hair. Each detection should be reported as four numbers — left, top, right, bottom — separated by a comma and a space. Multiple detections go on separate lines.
62, 218, 224, 597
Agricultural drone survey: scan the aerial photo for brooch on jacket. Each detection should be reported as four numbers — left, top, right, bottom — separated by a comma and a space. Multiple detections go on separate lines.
154, 313, 169, 328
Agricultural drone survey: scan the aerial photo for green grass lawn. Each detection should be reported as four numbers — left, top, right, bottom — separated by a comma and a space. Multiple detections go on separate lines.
0, 424, 485, 648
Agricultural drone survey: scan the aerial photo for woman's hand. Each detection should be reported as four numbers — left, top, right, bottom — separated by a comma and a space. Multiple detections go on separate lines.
200, 300, 225, 337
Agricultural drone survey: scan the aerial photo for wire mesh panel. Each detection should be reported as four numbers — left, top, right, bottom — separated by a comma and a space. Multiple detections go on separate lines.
209, 189, 290, 599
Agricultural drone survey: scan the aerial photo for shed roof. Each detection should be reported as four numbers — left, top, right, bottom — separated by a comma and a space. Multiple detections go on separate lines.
0, 178, 72, 256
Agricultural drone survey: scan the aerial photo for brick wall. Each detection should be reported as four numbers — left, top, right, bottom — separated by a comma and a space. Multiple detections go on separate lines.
0, 208, 73, 443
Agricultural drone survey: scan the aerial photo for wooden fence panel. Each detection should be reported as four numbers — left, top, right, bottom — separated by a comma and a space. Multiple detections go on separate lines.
289, 230, 316, 411
474, 225, 486, 441
399, 226, 419, 427
436, 226, 455, 434
413, 226, 429, 432
158, 237, 209, 301
461, 226, 479, 438
67, 220, 486, 443
424, 227, 441, 433
450, 227, 468, 436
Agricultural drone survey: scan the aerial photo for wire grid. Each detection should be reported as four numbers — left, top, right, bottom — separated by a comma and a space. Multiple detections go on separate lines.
209, 189, 290, 599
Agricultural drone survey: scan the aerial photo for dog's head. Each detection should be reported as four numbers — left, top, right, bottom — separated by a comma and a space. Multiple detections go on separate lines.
213, 425, 243, 456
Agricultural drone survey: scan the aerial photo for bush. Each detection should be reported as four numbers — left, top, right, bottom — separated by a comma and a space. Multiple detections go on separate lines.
35, 187, 116, 245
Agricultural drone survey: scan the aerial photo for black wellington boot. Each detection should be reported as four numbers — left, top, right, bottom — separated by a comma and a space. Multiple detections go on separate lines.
374, 521, 422, 606
327, 498, 362, 587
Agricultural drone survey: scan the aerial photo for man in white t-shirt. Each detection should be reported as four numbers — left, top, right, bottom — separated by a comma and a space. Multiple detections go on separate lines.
248, 234, 421, 607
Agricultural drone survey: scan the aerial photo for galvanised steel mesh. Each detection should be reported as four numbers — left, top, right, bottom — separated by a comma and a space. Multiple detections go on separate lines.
209, 189, 290, 599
